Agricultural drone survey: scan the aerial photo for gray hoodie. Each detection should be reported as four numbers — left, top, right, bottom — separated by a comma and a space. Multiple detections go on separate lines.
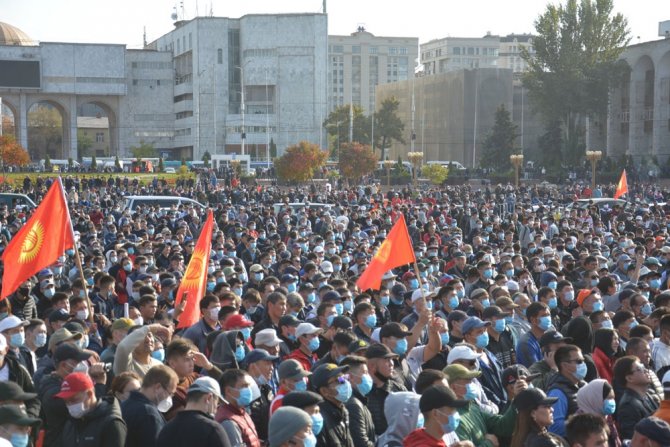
209, 330, 245, 370
375, 391, 421, 447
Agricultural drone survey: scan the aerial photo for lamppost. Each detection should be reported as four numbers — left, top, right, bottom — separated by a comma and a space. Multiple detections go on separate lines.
383, 159, 394, 188
585, 150, 603, 191
408, 152, 423, 188
235, 65, 247, 156
510, 154, 524, 189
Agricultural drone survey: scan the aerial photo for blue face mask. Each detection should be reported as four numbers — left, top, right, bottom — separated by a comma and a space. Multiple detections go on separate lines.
464, 382, 478, 400
564, 290, 575, 301
505, 269, 514, 278
504, 315, 514, 325
591, 279, 599, 287
409, 279, 419, 290
448, 296, 459, 309
457, 288, 465, 299
334, 303, 344, 315
548, 297, 558, 309
254, 273, 264, 282
416, 413, 425, 429
308, 337, 320, 352
10, 332, 25, 348
151, 348, 165, 362
9, 433, 29, 447
481, 298, 490, 308
442, 411, 461, 433
311, 413, 324, 435
641, 303, 652, 316
394, 338, 408, 356
494, 319, 506, 333
207, 282, 216, 292
440, 332, 450, 346
574, 362, 587, 380
357, 373, 373, 396
483, 268, 493, 279
241, 327, 252, 340
592, 301, 604, 312
233, 287, 243, 296
548, 281, 557, 290
235, 345, 246, 362
538, 315, 552, 331
287, 283, 297, 293
306, 292, 316, 303
601, 319, 614, 329
335, 380, 352, 402
425, 300, 433, 310
651, 279, 662, 289
294, 378, 307, 391
391, 296, 404, 306
380, 296, 390, 307
127, 247, 135, 255
235, 387, 253, 407
603, 398, 616, 415
326, 315, 335, 327
365, 314, 377, 329
344, 300, 353, 312
475, 332, 489, 349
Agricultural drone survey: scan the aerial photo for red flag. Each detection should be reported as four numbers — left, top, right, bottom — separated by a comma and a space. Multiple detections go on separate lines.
614, 170, 628, 199
1, 179, 74, 300
174, 210, 214, 329
356, 215, 416, 291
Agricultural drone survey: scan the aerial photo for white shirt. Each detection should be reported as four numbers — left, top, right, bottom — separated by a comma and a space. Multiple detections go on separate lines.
652, 339, 670, 375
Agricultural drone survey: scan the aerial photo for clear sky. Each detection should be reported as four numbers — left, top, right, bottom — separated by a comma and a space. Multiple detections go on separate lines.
2, 0, 669, 49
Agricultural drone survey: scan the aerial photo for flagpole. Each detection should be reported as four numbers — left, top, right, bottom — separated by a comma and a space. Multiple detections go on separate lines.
58, 177, 94, 324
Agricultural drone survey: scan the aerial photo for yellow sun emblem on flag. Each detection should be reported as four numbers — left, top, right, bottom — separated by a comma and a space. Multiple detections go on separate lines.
182, 248, 206, 288
376, 239, 392, 263
19, 221, 45, 263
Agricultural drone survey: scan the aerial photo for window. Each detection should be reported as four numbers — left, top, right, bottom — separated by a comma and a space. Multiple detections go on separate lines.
218, 49, 223, 64
369, 46, 378, 54
96, 133, 104, 143
332, 45, 343, 53
176, 39, 180, 53
388, 47, 397, 55
352, 45, 361, 54
399, 47, 407, 55
467, 47, 474, 55
453, 47, 461, 55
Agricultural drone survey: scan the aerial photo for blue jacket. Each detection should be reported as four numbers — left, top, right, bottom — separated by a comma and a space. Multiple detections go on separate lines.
515, 330, 541, 368
477, 349, 507, 410
121, 391, 165, 447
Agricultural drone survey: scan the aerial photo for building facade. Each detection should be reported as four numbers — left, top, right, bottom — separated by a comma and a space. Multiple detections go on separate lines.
327, 27, 418, 114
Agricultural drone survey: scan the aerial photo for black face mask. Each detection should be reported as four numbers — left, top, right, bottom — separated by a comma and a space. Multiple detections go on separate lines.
18, 287, 30, 297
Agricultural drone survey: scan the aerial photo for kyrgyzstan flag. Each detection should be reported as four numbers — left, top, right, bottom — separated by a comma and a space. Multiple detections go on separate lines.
356, 215, 416, 291
174, 210, 214, 329
614, 169, 628, 199
1, 178, 75, 300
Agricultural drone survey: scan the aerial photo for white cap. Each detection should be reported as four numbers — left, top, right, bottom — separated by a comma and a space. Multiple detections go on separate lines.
382, 271, 396, 280
411, 289, 425, 303
255, 328, 282, 347
320, 261, 334, 274
0, 316, 29, 333
371, 328, 381, 343
663, 369, 670, 392
447, 344, 479, 364
188, 376, 225, 402
295, 323, 323, 338
506, 280, 519, 291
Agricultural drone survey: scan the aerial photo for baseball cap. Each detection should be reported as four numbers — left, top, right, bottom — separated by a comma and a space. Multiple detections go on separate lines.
419, 385, 469, 412
495, 296, 519, 309
539, 330, 573, 348
320, 261, 334, 274
48, 328, 83, 351
443, 364, 482, 381
321, 290, 341, 303
188, 376, 225, 402
0, 405, 40, 426
111, 318, 134, 331
298, 282, 315, 291
282, 391, 323, 409
224, 314, 254, 330
310, 363, 350, 389
280, 273, 297, 283
348, 339, 370, 354
379, 322, 412, 339
461, 317, 491, 335
53, 344, 90, 364
49, 308, 71, 323
278, 359, 311, 381
249, 264, 264, 273
0, 316, 29, 333
55, 372, 94, 399
331, 316, 353, 331
482, 306, 511, 320
447, 344, 479, 364
364, 343, 398, 359
502, 364, 541, 385
295, 323, 323, 338
514, 388, 558, 412
278, 315, 301, 328
255, 329, 282, 347
635, 417, 670, 445
243, 349, 279, 365
0, 381, 37, 402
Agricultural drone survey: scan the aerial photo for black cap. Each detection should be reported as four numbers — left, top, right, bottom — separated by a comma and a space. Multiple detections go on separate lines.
49, 308, 71, 323
278, 315, 301, 328
331, 316, 353, 330
321, 290, 342, 303
364, 343, 398, 359
482, 305, 511, 320
310, 363, 350, 390
243, 349, 279, 365
419, 385, 469, 412
635, 417, 670, 445
0, 405, 41, 426
513, 388, 558, 412
282, 391, 323, 410
501, 364, 541, 385
53, 344, 90, 364
539, 330, 573, 348
0, 381, 37, 402
348, 339, 369, 354
447, 310, 468, 325
379, 322, 412, 339
299, 282, 315, 291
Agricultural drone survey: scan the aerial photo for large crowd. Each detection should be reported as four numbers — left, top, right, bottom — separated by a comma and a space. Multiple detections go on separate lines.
1, 174, 670, 447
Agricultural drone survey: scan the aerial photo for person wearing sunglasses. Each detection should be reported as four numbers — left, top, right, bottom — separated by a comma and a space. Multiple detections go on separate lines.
614, 356, 659, 440
310, 363, 354, 447
546, 345, 588, 438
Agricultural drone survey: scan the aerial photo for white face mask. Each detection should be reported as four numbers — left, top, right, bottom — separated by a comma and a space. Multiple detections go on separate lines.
73, 361, 89, 374
67, 401, 88, 418
133, 316, 144, 326
76, 309, 90, 321
209, 307, 221, 321
157, 393, 173, 413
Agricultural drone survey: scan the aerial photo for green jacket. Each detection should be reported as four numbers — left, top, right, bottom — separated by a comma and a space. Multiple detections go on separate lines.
455, 401, 517, 447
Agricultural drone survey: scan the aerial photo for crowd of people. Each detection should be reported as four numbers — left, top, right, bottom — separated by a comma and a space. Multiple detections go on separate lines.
1, 174, 670, 447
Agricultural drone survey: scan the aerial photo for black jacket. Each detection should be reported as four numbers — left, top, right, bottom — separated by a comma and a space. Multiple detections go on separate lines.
37, 372, 66, 447
367, 377, 406, 435
316, 399, 354, 447
5, 354, 40, 419
60, 396, 127, 447
345, 391, 376, 447
120, 391, 164, 447
156, 410, 232, 447
617, 388, 659, 440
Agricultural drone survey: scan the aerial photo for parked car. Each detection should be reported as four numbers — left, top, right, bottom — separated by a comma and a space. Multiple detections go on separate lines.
123, 196, 206, 211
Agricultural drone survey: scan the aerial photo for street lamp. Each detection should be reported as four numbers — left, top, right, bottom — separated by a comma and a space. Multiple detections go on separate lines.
383, 159, 394, 188
235, 65, 247, 156
510, 154, 524, 189
408, 152, 423, 188
585, 150, 603, 191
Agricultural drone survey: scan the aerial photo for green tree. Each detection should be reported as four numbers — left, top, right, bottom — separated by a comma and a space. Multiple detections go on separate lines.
28, 105, 63, 159
130, 140, 156, 159
338, 142, 378, 181
374, 97, 406, 162
323, 105, 371, 151
421, 164, 449, 185
202, 150, 211, 168
480, 105, 518, 170
90, 155, 97, 171
158, 157, 165, 172
522, 0, 630, 163
44, 153, 52, 172
77, 132, 93, 158
269, 138, 277, 159
537, 120, 564, 173
275, 141, 328, 182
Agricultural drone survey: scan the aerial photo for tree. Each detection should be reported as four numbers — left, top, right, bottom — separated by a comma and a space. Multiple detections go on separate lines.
480, 105, 518, 170
115, 155, 121, 171
158, 157, 165, 172
421, 163, 449, 185
338, 142, 378, 181
77, 132, 93, 158
275, 141, 328, 182
28, 105, 63, 159
181, 157, 187, 166
323, 105, 371, 151
374, 97, 406, 162
1, 114, 15, 136
0, 135, 30, 166
522, 0, 630, 163
202, 150, 211, 168
90, 155, 97, 171
130, 140, 156, 159
269, 138, 277, 159
537, 120, 565, 173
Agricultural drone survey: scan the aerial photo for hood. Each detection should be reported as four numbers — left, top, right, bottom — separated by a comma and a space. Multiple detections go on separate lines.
209, 330, 243, 370
376, 391, 421, 446
562, 316, 593, 354
576, 378, 608, 415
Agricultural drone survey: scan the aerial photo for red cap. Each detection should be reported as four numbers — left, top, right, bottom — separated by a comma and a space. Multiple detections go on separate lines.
401, 271, 416, 281
54, 372, 94, 399
576, 289, 593, 307
224, 314, 254, 330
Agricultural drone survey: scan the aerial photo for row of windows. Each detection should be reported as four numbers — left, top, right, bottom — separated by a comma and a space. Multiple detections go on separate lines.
226, 126, 277, 133
175, 128, 192, 137
132, 79, 170, 87
134, 114, 174, 122
243, 49, 276, 58
330, 45, 408, 55
176, 111, 194, 120
134, 130, 173, 138
131, 61, 172, 70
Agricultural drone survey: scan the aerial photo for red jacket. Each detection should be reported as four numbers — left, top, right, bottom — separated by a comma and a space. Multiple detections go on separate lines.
285, 348, 317, 373
403, 429, 446, 447
592, 347, 615, 383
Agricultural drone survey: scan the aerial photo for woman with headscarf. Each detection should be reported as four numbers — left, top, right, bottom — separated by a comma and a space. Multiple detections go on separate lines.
592, 328, 620, 383
511, 388, 569, 447
576, 379, 621, 447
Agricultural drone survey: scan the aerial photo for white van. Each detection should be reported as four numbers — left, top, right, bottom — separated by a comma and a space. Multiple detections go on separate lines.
124, 196, 206, 211
426, 161, 467, 171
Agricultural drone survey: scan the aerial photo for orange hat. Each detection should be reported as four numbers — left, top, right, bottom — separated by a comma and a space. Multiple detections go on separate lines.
576, 289, 593, 307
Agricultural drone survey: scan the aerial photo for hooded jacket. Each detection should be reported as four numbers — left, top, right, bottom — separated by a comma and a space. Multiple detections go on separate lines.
376, 392, 421, 447
60, 395, 127, 447
209, 330, 245, 370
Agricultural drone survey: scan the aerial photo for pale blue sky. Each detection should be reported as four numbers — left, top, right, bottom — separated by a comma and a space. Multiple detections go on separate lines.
2, 0, 668, 49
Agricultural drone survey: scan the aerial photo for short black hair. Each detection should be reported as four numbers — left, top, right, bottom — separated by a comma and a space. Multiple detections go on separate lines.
554, 345, 580, 372
566, 413, 608, 445
220, 368, 249, 390
414, 369, 447, 395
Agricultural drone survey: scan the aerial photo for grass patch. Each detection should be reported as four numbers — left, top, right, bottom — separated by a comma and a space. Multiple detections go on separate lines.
0, 172, 196, 186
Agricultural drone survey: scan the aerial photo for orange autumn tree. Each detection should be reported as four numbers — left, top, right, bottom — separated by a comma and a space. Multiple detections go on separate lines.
0, 135, 30, 166
338, 142, 377, 181
275, 141, 328, 182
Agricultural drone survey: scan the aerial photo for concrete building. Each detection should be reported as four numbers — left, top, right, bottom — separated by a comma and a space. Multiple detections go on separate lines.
375, 68, 513, 168
0, 14, 327, 162
77, 116, 110, 157
327, 27, 418, 114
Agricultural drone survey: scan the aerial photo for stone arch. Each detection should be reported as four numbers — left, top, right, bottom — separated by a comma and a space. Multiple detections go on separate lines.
26, 99, 69, 161
76, 99, 118, 158
0, 99, 18, 139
